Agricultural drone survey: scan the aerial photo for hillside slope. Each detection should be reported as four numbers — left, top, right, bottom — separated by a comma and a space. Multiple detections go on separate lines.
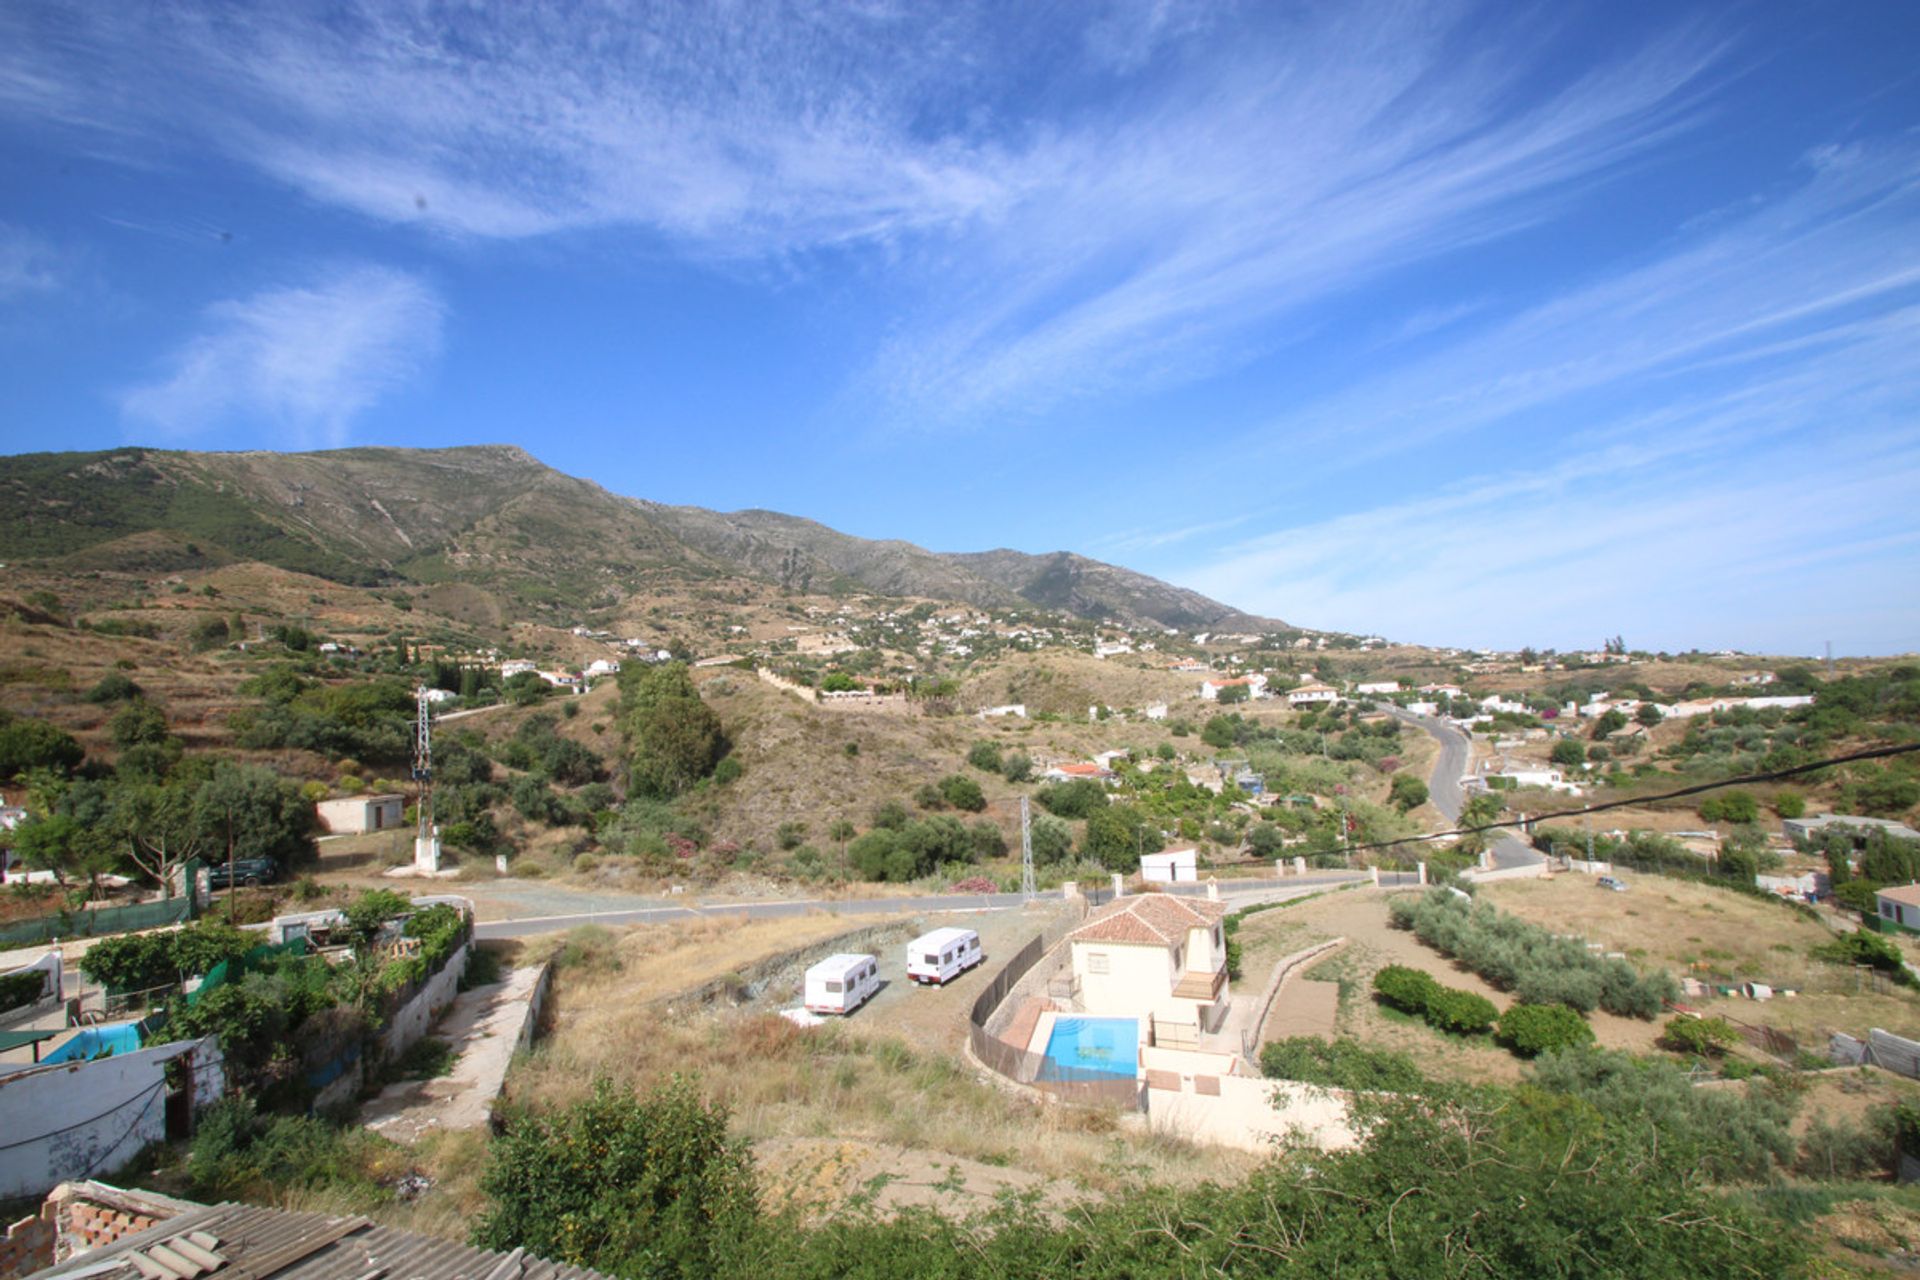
0, 445, 1283, 631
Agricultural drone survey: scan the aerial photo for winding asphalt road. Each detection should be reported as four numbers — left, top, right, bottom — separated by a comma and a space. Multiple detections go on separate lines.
1386, 706, 1544, 872
472, 872, 1420, 940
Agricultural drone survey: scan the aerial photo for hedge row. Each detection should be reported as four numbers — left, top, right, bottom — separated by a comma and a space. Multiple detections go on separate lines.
1371, 964, 1497, 1035
1388, 889, 1677, 1018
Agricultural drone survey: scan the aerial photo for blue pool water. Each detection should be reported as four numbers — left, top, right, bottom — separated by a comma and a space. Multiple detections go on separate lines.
43, 1022, 144, 1064
1040, 1016, 1140, 1081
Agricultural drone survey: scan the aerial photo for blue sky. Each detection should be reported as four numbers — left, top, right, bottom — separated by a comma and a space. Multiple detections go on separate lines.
2, 1, 1917, 656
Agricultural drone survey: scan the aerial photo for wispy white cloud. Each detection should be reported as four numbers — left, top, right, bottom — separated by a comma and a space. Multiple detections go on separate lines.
1175, 344, 1920, 654
0, 222, 62, 300
1, 1, 1730, 425
119, 265, 442, 446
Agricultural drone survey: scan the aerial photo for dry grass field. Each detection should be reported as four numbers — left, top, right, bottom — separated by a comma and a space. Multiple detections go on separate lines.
498, 915, 1244, 1212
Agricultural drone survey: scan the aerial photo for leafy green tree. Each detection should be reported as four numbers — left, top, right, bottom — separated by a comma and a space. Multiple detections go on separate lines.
108, 781, 209, 896
1591, 708, 1628, 739
1000, 752, 1032, 783
938, 773, 986, 812
0, 712, 84, 779
1774, 791, 1805, 819
194, 762, 319, 871
1549, 738, 1586, 767
1699, 790, 1758, 824
1634, 702, 1664, 728
1387, 773, 1428, 814
1214, 682, 1250, 706
1201, 714, 1237, 748
966, 741, 1003, 773
1029, 814, 1073, 865
1035, 778, 1106, 819
474, 1078, 758, 1280
84, 672, 143, 704
109, 698, 172, 749
618, 663, 726, 799
1081, 803, 1162, 870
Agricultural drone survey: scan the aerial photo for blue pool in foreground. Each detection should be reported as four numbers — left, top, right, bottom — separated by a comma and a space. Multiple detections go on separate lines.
1039, 1015, 1140, 1081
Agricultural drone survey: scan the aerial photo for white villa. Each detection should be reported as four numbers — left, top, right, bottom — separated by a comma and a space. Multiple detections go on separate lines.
1287, 682, 1340, 707
1200, 674, 1267, 701
1066, 893, 1231, 1038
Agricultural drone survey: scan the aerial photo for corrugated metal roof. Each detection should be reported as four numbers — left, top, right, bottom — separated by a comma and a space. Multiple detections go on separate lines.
31, 1202, 617, 1280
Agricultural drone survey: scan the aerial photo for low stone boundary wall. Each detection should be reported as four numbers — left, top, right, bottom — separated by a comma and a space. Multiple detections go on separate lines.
1461, 861, 1551, 884
1242, 938, 1346, 1058
654, 919, 919, 1015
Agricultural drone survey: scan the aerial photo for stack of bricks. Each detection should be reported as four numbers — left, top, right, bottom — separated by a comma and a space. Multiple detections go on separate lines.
0, 1203, 57, 1280
60, 1201, 160, 1255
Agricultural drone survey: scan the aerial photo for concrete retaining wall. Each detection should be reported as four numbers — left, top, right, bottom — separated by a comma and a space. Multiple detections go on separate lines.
1147, 1075, 1358, 1153
379, 941, 469, 1058
1461, 861, 1550, 884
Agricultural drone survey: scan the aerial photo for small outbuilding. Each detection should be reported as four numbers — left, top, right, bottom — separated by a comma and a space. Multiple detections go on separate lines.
315, 794, 406, 836
1139, 847, 1199, 883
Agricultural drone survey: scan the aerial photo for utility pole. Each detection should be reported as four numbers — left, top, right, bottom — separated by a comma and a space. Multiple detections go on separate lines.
1825, 640, 1834, 680
1020, 795, 1036, 901
412, 686, 440, 873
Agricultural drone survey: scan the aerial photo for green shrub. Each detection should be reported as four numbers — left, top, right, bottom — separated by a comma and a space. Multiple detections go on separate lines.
1497, 1003, 1595, 1057
966, 741, 1003, 773
0, 969, 47, 1012
474, 1078, 758, 1280
1372, 964, 1440, 1013
1260, 1037, 1427, 1092
1813, 927, 1911, 983
1425, 987, 1498, 1035
937, 773, 987, 812
1661, 1014, 1740, 1058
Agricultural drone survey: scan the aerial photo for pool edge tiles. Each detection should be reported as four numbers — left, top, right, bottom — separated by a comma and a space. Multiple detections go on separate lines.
1038, 1015, 1142, 1082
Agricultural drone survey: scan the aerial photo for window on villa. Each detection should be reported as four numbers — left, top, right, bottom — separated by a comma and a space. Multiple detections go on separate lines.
1088, 953, 1109, 974
1174, 946, 1184, 969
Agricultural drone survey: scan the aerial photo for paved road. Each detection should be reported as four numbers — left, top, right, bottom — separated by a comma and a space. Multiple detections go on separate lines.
1388, 708, 1543, 871
472, 872, 1412, 940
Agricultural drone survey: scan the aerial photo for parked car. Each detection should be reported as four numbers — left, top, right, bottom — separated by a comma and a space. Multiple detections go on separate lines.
1596, 876, 1629, 893
208, 857, 279, 889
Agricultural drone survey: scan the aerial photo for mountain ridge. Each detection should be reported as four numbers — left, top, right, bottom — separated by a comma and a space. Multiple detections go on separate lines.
0, 444, 1288, 633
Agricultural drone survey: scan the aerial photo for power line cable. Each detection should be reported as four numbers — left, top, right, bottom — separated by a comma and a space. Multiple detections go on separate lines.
1340, 739, 1920, 858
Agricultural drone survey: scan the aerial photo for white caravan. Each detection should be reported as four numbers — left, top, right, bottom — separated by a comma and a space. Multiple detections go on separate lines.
906, 927, 985, 986
803, 953, 881, 1015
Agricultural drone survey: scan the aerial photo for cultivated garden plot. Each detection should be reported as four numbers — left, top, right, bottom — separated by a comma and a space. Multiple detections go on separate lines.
1482, 875, 1920, 1048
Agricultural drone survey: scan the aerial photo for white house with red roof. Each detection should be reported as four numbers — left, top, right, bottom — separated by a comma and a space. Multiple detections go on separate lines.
1199, 674, 1267, 701
1066, 893, 1232, 1033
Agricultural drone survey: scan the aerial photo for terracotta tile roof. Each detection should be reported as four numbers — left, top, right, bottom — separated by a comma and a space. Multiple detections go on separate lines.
1052, 763, 1109, 777
1068, 893, 1226, 948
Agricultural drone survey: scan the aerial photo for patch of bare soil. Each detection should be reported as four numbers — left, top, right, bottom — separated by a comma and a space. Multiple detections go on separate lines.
756, 1137, 1071, 1221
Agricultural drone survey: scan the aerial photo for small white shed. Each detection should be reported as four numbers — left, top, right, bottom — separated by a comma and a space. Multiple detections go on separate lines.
315, 794, 407, 835
1140, 847, 1199, 883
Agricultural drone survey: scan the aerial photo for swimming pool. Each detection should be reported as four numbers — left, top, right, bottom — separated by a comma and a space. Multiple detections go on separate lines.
42, 1022, 144, 1064
1039, 1016, 1139, 1081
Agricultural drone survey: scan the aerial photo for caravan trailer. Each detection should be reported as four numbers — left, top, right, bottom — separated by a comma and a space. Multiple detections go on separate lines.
804, 953, 880, 1015
906, 927, 984, 986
